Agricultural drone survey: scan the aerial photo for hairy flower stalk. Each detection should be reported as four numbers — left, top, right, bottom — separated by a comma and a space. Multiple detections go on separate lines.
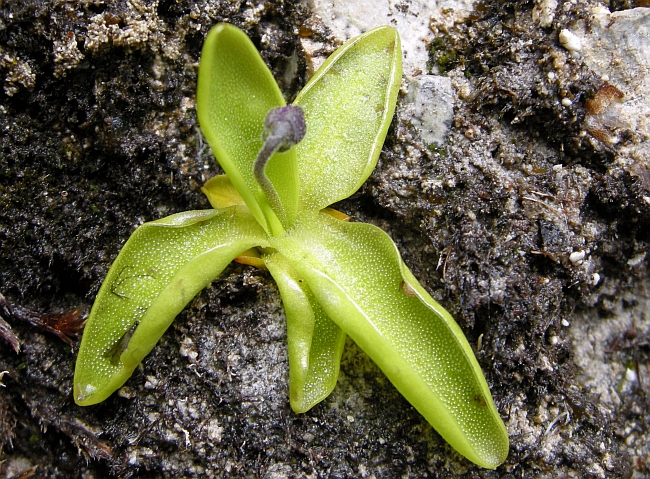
253, 106, 306, 220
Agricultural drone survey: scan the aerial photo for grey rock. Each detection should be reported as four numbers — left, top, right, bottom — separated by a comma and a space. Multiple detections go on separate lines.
404, 75, 455, 147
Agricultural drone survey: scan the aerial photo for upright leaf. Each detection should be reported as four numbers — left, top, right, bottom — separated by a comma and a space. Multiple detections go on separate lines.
293, 26, 402, 211
196, 23, 299, 234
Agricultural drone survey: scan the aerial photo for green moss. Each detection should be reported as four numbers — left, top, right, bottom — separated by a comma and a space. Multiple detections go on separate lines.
428, 143, 448, 156
428, 37, 459, 74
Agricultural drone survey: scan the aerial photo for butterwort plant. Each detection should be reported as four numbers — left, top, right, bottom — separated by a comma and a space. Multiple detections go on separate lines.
74, 23, 509, 468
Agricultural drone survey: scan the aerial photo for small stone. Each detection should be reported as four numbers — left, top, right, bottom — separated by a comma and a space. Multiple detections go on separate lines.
627, 252, 646, 267
405, 75, 454, 145
591, 273, 601, 286
559, 29, 582, 52
569, 250, 585, 263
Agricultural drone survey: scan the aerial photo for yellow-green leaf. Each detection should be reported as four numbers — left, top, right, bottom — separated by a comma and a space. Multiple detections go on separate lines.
74, 207, 268, 405
275, 211, 509, 469
293, 26, 402, 211
265, 252, 346, 413
196, 23, 298, 234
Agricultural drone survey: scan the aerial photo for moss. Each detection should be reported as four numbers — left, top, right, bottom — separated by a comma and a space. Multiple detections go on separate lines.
428, 37, 461, 74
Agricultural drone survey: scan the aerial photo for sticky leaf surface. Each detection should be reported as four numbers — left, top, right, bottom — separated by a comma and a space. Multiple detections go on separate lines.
293, 26, 402, 211
265, 252, 346, 412
197, 23, 298, 232
275, 211, 509, 469
74, 207, 268, 405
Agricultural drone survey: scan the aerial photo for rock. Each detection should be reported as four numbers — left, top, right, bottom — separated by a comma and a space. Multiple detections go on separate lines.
405, 75, 455, 146
570, 7, 650, 148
